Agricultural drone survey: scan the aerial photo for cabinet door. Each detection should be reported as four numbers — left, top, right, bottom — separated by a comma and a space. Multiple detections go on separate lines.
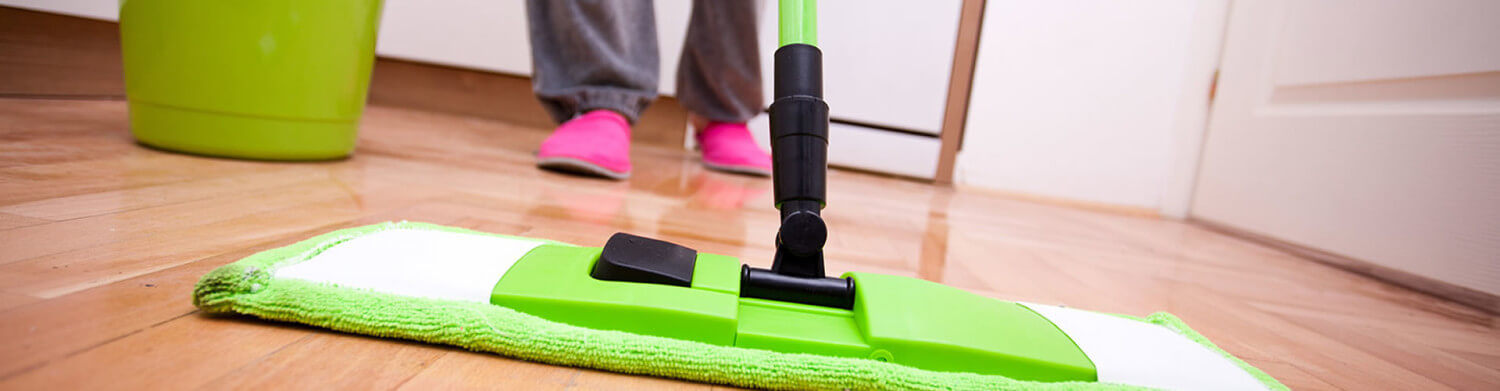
376, 0, 962, 179
1192, 0, 1500, 296
748, 0, 961, 179
756, 0, 961, 134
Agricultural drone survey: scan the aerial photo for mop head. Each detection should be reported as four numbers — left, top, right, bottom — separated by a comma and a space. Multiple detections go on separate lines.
193, 222, 1285, 391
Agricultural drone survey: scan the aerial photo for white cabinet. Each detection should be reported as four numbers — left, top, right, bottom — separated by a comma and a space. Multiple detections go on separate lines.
747, 0, 960, 179
754, 1, 960, 135
377, 0, 965, 179
6, 0, 963, 179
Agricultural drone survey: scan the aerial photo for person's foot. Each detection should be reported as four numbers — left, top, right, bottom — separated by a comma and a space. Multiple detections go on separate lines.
536, 110, 632, 180
697, 121, 772, 177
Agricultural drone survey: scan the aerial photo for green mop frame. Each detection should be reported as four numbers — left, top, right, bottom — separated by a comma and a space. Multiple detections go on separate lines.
192, 1, 1287, 389
195, 222, 1283, 390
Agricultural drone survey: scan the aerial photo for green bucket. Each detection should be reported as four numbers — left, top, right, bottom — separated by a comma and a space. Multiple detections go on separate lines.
120, 0, 384, 160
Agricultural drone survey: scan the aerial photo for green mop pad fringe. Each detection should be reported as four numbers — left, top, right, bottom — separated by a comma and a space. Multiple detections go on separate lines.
192, 222, 1286, 391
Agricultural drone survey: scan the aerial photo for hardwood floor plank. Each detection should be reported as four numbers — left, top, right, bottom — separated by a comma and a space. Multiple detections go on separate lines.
396, 351, 575, 391
0, 99, 1491, 389
0, 212, 48, 230
1266, 303, 1500, 390
0, 202, 478, 378
1240, 359, 1339, 391
0, 237, 294, 376
1169, 290, 1456, 390
569, 369, 709, 391
1453, 351, 1500, 374
0, 184, 439, 298
198, 333, 446, 390
0, 314, 313, 390
0, 133, 138, 167
1252, 301, 1500, 356
0, 291, 36, 313
0, 153, 283, 207
0, 168, 330, 220
0, 178, 408, 266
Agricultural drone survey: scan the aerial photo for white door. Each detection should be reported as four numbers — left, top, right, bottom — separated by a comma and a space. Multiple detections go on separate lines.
1191, 0, 1500, 296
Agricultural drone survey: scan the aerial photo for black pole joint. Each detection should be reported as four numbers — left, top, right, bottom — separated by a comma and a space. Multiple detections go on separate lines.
769, 43, 831, 280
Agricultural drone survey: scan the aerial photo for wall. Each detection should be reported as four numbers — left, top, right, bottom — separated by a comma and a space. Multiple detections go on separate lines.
0, 0, 111, 20
956, 0, 1227, 215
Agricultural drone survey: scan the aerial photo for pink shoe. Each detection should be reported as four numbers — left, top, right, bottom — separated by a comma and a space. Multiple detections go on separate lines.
697, 121, 772, 177
537, 110, 632, 180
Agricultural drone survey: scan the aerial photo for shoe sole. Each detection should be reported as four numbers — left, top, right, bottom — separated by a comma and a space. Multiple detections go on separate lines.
537, 156, 631, 180
703, 161, 771, 177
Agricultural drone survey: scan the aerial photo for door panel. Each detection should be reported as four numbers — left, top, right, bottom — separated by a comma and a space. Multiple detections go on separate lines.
1192, 0, 1500, 296
1273, 0, 1500, 86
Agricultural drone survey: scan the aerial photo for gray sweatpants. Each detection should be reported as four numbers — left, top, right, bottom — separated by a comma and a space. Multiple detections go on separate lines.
526, 0, 764, 125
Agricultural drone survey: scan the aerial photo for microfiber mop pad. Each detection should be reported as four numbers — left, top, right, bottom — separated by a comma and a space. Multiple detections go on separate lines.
193, 221, 1285, 391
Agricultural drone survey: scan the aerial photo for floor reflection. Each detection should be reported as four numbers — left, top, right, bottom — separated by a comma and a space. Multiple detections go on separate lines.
656, 170, 770, 250
917, 188, 953, 283
523, 178, 634, 230
518, 167, 772, 251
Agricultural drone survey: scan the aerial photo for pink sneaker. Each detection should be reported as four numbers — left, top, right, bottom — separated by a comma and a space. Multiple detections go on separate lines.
697, 121, 772, 177
537, 110, 632, 180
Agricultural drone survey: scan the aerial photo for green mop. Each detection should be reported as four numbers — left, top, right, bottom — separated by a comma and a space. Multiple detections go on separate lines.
194, 2, 1285, 390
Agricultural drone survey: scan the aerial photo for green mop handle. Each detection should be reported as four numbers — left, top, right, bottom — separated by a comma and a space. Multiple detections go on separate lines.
767, 0, 832, 280
779, 0, 818, 46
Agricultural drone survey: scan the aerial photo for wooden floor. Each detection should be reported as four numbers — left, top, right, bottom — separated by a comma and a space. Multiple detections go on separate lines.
0, 98, 1495, 390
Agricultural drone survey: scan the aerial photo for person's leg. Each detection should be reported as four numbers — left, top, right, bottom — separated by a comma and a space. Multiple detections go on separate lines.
526, 0, 659, 179
527, 0, 659, 124
677, 0, 773, 176
676, 0, 763, 123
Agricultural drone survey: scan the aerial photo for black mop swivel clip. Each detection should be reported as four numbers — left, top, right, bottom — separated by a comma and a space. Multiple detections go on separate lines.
737, 42, 856, 310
